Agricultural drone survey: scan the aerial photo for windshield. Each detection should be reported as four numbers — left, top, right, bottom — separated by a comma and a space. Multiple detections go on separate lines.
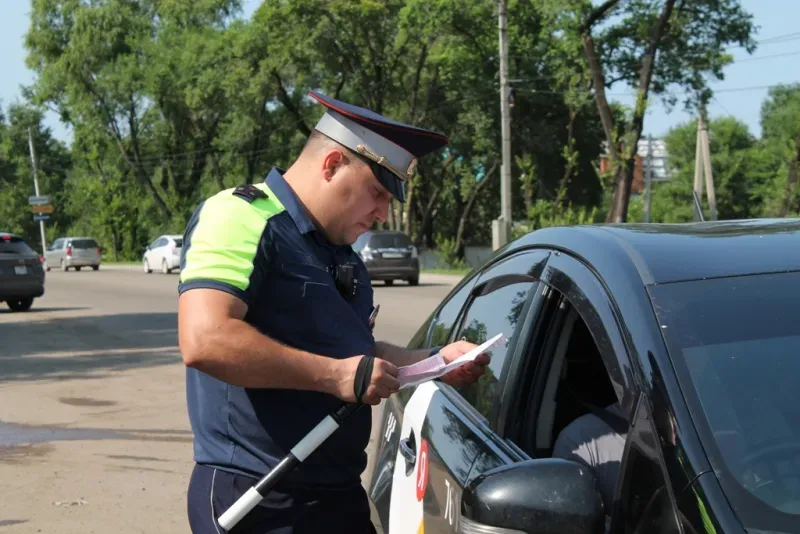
369, 233, 411, 248
649, 272, 800, 532
0, 237, 37, 256
72, 239, 98, 249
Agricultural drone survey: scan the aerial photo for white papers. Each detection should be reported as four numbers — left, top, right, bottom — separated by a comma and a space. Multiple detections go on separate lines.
397, 333, 507, 389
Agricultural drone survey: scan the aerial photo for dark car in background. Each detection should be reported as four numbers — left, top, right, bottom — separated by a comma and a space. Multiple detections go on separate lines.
0, 233, 45, 311
366, 219, 800, 534
353, 230, 420, 286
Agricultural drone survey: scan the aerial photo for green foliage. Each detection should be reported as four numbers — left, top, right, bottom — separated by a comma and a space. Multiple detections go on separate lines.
513, 198, 600, 239
537, 0, 756, 222
6, 0, 790, 262
658, 117, 769, 220
433, 235, 467, 271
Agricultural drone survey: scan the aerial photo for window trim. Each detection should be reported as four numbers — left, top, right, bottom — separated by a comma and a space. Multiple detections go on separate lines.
539, 251, 639, 418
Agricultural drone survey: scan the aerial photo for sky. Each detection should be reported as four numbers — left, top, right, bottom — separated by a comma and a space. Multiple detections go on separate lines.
1, 0, 797, 146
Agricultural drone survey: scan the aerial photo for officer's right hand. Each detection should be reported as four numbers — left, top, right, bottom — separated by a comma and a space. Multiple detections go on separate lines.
334, 356, 400, 405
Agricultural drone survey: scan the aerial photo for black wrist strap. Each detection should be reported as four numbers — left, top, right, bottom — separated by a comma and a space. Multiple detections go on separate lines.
354, 355, 375, 402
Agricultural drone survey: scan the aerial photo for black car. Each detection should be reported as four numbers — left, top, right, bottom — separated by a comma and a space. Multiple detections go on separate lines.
0, 233, 45, 311
366, 219, 800, 534
353, 230, 420, 286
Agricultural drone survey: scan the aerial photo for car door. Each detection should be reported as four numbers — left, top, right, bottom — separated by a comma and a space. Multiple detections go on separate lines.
368, 261, 482, 529
146, 237, 162, 268
383, 249, 551, 534
464, 250, 651, 532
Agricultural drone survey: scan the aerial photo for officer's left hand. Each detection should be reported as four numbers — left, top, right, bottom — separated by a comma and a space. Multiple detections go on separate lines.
438, 340, 491, 389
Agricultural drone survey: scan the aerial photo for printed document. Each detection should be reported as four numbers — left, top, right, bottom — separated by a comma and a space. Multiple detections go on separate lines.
397, 333, 507, 389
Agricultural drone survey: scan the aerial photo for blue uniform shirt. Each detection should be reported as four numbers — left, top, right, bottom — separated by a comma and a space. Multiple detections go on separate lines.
178, 167, 375, 488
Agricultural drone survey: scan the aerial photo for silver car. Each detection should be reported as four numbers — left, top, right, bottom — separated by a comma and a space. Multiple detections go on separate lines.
352, 230, 420, 286
0, 232, 45, 311
45, 237, 103, 271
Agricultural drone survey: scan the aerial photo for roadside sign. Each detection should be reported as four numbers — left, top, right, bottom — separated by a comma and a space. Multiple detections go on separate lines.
33, 214, 50, 222
32, 204, 54, 214
28, 195, 51, 206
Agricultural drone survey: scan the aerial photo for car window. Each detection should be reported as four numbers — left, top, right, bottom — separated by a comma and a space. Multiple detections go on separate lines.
428, 279, 475, 348
173, 237, 183, 248
368, 233, 411, 248
0, 237, 37, 256
72, 239, 98, 249
650, 272, 800, 530
454, 277, 536, 422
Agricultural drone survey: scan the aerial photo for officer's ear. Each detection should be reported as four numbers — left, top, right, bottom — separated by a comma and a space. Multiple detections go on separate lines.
321, 148, 347, 183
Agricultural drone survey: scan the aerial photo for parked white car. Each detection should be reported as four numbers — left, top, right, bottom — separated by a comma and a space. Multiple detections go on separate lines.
143, 234, 183, 274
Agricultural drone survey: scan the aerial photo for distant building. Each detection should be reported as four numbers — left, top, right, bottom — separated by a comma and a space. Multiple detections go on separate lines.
600, 138, 669, 194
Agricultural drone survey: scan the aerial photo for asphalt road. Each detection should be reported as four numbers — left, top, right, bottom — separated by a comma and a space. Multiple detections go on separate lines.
0, 265, 461, 533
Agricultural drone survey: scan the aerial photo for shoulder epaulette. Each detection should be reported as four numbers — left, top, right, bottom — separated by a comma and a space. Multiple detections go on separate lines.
232, 184, 268, 203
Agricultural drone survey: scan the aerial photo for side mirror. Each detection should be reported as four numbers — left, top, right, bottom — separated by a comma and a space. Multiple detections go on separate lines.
461, 458, 604, 534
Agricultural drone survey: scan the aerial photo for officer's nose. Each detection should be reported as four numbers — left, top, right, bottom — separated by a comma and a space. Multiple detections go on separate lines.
373, 197, 389, 224
374, 206, 387, 224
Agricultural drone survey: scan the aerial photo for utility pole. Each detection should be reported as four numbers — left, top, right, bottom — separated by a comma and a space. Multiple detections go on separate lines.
643, 135, 653, 223
28, 127, 47, 255
493, 0, 512, 250
693, 118, 704, 221
693, 115, 718, 221
699, 116, 717, 221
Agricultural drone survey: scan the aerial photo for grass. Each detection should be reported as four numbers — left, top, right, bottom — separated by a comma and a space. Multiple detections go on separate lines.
422, 267, 471, 276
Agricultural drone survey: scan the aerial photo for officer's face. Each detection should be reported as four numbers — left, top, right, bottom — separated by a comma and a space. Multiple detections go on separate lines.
329, 157, 391, 244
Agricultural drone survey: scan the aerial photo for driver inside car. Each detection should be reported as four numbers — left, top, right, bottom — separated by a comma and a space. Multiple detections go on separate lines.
552, 402, 627, 514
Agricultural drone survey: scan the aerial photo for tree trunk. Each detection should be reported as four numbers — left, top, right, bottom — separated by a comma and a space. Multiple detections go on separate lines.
556, 110, 577, 204
417, 185, 442, 248
386, 200, 396, 230
111, 226, 120, 262
211, 153, 226, 191
580, 0, 676, 223
404, 175, 415, 236
272, 70, 310, 136
780, 135, 800, 216
414, 154, 457, 246
455, 162, 499, 258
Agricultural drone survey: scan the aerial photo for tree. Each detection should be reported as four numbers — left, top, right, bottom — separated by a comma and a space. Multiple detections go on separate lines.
759, 84, 800, 216
547, 0, 757, 223
0, 103, 71, 251
636, 116, 773, 223
25, 0, 244, 220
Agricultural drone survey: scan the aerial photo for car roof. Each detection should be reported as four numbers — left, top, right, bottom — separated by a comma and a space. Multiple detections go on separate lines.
507, 218, 800, 285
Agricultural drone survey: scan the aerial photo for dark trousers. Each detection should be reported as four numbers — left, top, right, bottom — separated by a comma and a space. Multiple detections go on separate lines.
187, 464, 377, 534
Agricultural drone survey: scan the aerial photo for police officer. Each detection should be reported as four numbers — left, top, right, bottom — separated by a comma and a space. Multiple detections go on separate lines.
178, 91, 490, 533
